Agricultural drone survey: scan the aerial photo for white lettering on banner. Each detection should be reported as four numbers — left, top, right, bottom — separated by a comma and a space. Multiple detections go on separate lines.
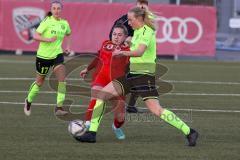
156, 17, 203, 44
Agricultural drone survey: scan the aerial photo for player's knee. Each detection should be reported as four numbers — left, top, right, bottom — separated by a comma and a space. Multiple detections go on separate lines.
35, 79, 44, 86
96, 92, 107, 100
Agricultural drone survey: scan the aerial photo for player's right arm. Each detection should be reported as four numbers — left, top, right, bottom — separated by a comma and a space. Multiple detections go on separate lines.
33, 32, 56, 42
80, 53, 100, 78
33, 18, 56, 43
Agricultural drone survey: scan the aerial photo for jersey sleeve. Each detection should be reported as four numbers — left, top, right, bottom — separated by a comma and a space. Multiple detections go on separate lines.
65, 21, 71, 35
36, 18, 48, 34
139, 27, 154, 47
87, 41, 106, 71
87, 56, 99, 71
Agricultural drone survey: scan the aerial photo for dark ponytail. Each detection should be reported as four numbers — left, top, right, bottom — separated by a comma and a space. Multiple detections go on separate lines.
46, 11, 52, 17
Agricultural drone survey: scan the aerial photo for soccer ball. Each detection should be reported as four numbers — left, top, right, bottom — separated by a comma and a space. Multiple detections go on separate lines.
68, 120, 87, 137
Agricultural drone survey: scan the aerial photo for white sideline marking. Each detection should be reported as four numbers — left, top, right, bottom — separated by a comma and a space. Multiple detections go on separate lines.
0, 101, 84, 107
0, 77, 240, 85
0, 78, 84, 81
167, 80, 240, 85
0, 90, 240, 97
166, 93, 240, 96
138, 107, 240, 113
0, 101, 240, 113
0, 60, 33, 64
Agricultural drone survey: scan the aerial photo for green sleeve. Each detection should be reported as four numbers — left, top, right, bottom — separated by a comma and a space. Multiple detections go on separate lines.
36, 19, 48, 34
139, 28, 154, 47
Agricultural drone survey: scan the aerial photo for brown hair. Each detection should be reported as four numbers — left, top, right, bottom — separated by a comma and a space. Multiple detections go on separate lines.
112, 24, 128, 36
129, 7, 155, 31
137, 0, 148, 5
46, 0, 63, 17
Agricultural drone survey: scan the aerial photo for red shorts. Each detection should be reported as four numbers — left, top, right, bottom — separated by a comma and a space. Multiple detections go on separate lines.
92, 72, 111, 87
91, 67, 125, 87
91, 67, 111, 87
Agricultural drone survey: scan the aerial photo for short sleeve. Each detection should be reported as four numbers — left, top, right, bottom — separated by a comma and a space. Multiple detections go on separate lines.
65, 22, 71, 35
36, 19, 48, 34
139, 27, 154, 47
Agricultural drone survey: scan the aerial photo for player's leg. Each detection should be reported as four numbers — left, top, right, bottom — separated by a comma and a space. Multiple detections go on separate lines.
75, 80, 124, 143
134, 74, 198, 146
24, 74, 45, 116
85, 72, 110, 127
89, 80, 122, 131
53, 54, 68, 116
144, 98, 199, 146
111, 97, 125, 140
126, 92, 139, 113
84, 85, 103, 128
24, 57, 49, 116
53, 64, 67, 115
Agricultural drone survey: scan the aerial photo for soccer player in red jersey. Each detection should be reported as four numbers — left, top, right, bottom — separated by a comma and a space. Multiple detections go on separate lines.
80, 24, 129, 140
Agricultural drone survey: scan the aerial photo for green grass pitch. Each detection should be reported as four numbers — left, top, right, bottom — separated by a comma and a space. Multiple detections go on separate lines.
0, 54, 239, 160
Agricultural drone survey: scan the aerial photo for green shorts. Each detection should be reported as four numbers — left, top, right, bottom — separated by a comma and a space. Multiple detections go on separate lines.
114, 73, 159, 101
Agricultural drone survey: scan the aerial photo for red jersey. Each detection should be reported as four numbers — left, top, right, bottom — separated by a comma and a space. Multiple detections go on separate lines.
87, 40, 130, 86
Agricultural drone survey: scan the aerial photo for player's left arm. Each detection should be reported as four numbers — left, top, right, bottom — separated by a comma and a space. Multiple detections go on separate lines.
64, 22, 72, 55
64, 36, 71, 55
115, 44, 147, 57
113, 30, 153, 57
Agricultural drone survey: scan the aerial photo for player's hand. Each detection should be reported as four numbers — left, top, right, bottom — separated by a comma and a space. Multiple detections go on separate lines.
113, 50, 124, 57
80, 68, 88, 78
47, 36, 57, 42
124, 36, 132, 46
64, 48, 71, 56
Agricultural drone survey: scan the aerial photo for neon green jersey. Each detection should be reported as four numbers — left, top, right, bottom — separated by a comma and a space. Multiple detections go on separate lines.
36, 16, 71, 59
130, 25, 156, 74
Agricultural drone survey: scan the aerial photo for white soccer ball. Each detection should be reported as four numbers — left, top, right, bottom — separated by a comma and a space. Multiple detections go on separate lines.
68, 120, 87, 137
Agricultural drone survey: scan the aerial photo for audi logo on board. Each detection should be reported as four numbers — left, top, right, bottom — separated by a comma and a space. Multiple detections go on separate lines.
156, 17, 203, 44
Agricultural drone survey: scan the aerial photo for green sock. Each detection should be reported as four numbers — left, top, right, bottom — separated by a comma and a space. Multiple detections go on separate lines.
160, 109, 190, 136
57, 82, 66, 107
89, 99, 106, 132
27, 82, 40, 103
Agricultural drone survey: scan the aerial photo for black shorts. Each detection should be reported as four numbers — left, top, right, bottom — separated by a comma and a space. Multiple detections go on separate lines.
36, 54, 64, 75
114, 73, 159, 101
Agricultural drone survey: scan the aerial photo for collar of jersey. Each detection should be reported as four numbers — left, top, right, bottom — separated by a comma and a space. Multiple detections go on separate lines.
50, 15, 62, 21
136, 25, 147, 32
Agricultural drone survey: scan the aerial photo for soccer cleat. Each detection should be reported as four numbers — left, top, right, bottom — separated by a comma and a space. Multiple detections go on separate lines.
126, 106, 138, 113
112, 123, 125, 140
186, 128, 199, 146
75, 131, 96, 143
24, 98, 32, 116
55, 107, 68, 116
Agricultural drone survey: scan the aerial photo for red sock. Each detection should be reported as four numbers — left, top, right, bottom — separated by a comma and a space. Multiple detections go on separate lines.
85, 99, 96, 121
114, 118, 125, 128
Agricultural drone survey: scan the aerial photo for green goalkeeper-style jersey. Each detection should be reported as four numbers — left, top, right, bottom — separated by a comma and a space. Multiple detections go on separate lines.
130, 24, 156, 75
36, 16, 71, 59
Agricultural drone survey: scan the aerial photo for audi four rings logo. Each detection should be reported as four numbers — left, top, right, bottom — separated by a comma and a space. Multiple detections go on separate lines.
156, 17, 203, 44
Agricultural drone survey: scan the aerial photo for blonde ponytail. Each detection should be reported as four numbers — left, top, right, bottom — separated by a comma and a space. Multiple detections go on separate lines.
129, 7, 156, 31
144, 10, 155, 31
